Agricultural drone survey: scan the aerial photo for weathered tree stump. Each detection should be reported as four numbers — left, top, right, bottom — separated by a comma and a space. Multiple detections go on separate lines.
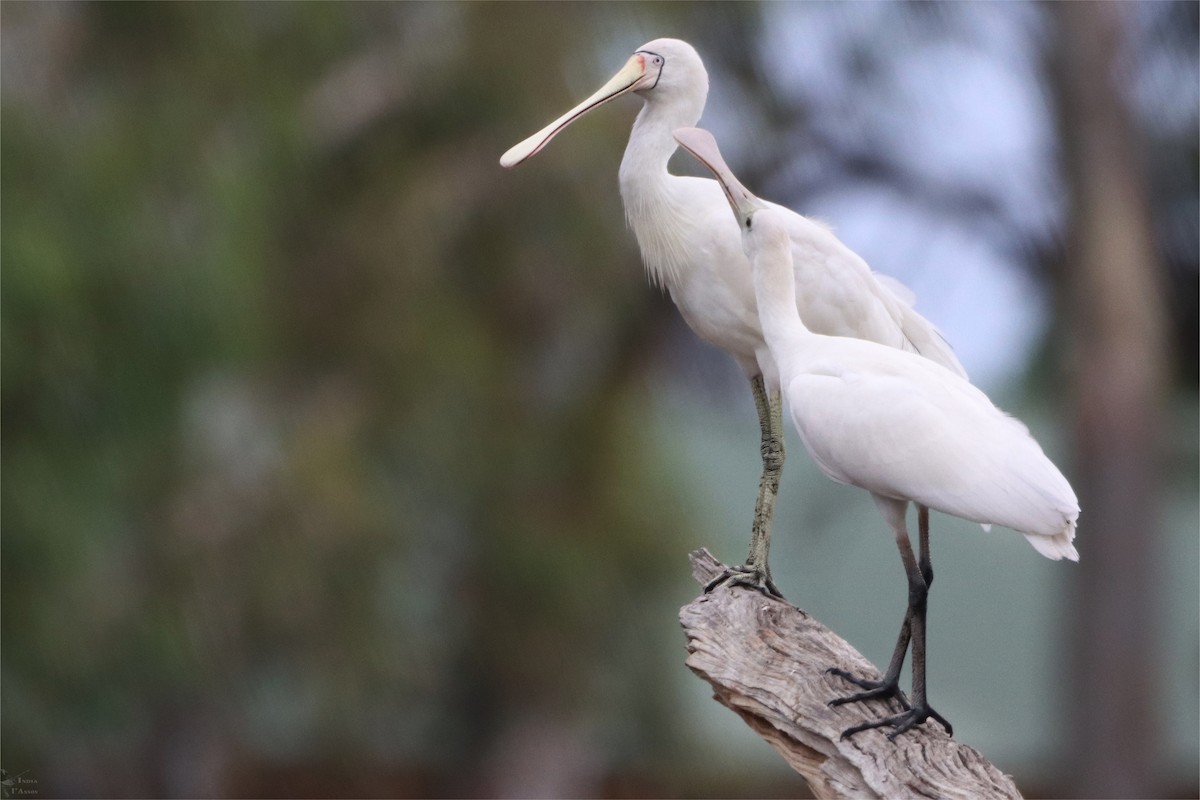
680, 548, 1023, 799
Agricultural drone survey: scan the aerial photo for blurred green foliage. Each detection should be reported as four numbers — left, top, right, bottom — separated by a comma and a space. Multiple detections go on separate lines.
2, 3, 705, 794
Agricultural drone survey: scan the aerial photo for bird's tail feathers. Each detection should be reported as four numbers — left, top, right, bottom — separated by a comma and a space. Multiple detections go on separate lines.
1023, 516, 1079, 562
1002, 439, 1080, 561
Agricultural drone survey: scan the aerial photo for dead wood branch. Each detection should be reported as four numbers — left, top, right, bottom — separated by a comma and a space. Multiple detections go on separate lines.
680, 548, 1023, 799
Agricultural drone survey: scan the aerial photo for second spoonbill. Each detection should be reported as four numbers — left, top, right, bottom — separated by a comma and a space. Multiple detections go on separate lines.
673, 125, 1079, 739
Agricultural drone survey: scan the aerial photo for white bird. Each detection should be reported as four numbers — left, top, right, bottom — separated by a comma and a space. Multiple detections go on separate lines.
673, 125, 1079, 739
501, 38, 965, 597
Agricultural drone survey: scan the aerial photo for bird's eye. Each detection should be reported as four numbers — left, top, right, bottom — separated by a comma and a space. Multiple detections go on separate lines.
745, 218, 752, 230
654, 56, 663, 66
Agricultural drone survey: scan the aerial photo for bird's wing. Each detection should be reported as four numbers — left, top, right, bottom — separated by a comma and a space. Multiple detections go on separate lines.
893, 300, 967, 379
772, 210, 967, 378
873, 273, 917, 307
786, 349, 1075, 543
863, 268, 967, 379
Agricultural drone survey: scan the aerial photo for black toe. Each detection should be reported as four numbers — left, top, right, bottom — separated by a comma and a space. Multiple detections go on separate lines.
704, 565, 784, 599
838, 703, 952, 741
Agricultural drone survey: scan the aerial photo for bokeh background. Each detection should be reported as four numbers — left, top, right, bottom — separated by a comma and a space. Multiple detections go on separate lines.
2, 2, 1197, 798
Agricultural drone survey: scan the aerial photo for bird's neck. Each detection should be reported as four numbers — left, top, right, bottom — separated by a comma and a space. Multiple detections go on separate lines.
620, 99, 694, 180
752, 242, 813, 370
618, 98, 703, 289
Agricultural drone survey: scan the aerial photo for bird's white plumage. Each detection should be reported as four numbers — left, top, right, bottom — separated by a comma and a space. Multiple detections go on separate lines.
781, 342, 1079, 558
502, 38, 965, 385
674, 127, 1079, 561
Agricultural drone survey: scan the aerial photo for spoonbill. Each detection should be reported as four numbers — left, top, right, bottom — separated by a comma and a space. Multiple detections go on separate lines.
501, 39, 965, 598
672, 125, 1079, 739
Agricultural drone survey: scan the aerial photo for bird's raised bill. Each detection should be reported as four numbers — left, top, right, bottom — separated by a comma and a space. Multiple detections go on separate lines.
500, 53, 659, 168
671, 127, 760, 221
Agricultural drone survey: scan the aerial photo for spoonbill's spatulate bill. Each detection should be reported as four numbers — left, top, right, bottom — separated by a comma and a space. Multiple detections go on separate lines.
673, 125, 1079, 740
501, 38, 965, 599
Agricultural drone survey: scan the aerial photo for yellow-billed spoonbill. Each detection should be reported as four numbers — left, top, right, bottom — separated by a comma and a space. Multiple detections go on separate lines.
502, 39, 964, 598
672, 125, 1079, 739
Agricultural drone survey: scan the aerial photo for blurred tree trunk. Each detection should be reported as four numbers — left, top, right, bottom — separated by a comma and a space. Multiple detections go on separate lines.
1050, 3, 1168, 797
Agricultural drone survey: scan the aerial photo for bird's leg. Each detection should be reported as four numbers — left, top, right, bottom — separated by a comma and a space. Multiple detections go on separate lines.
836, 502, 953, 740
704, 374, 785, 599
750, 382, 786, 585
828, 505, 931, 702
827, 506, 929, 709
916, 504, 934, 598
901, 504, 952, 735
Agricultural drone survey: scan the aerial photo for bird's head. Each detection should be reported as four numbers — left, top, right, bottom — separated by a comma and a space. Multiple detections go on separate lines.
501, 38, 708, 168
672, 126, 769, 230
630, 38, 708, 110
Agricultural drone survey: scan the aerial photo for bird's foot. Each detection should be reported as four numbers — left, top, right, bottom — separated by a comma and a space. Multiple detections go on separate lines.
838, 702, 953, 741
703, 564, 784, 599
826, 668, 911, 710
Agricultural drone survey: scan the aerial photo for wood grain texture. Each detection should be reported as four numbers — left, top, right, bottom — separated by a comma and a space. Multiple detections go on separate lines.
680, 548, 1023, 799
